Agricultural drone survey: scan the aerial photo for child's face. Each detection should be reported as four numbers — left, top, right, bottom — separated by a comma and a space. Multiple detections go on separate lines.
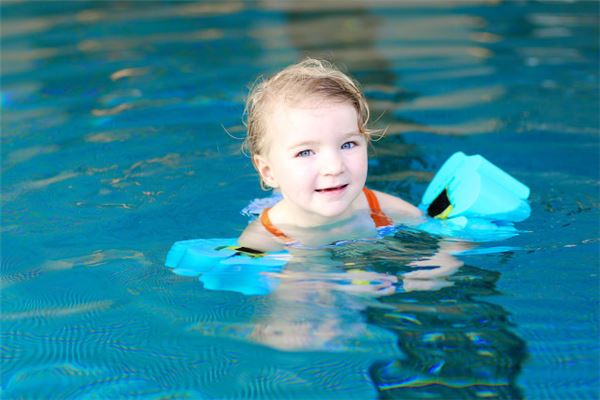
254, 99, 368, 225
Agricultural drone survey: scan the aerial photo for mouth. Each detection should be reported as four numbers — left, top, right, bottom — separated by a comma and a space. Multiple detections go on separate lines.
315, 184, 349, 193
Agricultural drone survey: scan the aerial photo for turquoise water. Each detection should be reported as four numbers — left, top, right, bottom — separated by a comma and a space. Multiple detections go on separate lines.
2, 1, 599, 399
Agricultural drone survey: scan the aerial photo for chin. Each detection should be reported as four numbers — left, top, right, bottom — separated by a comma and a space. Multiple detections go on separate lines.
316, 204, 353, 220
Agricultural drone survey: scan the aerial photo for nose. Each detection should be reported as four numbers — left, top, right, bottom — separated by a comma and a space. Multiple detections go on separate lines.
320, 149, 344, 176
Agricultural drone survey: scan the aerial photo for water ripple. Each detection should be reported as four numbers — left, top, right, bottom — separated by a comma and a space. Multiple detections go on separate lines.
2, 300, 114, 322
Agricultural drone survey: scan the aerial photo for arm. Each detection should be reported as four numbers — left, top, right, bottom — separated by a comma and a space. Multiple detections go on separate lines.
371, 189, 424, 222
403, 239, 473, 291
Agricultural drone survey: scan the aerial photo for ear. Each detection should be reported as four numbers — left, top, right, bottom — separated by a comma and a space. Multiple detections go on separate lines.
253, 154, 279, 188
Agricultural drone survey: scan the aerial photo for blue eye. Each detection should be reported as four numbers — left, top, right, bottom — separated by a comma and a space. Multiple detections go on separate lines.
341, 141, 357, 150
296, 149, 314, 158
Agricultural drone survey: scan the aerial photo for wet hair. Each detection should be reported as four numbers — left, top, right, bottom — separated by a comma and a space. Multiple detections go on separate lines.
243, 58, 375, 159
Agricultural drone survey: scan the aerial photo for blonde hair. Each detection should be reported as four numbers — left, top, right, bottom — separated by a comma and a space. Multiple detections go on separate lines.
243, 58, 375, 160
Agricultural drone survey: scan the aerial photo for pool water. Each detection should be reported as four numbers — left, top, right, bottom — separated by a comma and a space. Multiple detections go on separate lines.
2, 1, 598, 398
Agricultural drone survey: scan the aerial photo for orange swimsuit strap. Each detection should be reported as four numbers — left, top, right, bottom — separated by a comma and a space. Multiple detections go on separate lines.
260, 188, 393, 244
260, 206, 295, 244
362, 187, 394, 228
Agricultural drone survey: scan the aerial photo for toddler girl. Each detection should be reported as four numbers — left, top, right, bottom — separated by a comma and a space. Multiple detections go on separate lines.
239, 59, 423, 251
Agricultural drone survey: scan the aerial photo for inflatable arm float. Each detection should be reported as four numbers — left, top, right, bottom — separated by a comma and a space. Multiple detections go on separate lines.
415, 152, 530, 241
420, 152, 530, 222
165, 238, 289, 295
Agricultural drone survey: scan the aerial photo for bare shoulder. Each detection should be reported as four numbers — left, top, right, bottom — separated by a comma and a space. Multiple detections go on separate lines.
238, 219, 285, 253
371, 189, 423, 219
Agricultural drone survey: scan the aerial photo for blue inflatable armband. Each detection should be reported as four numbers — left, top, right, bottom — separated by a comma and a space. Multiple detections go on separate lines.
415, 216, 522, 242
420, 152, 530, 222
166, 238, 289, 295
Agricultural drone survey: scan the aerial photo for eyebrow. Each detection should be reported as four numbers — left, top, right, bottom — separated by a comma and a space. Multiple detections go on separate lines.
287, 132, 362, 150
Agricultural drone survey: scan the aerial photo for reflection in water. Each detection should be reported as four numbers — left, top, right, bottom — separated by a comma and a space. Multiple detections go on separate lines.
224, 233, 528, 399
332, 232, 528, 398
368, 264, 527, 399
281, 1, 403, 136
284, 6, 397, 86
281, 0, 503, 139
248, 266, 399, 353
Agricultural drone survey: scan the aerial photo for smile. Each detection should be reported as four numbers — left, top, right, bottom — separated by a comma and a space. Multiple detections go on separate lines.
315, 184, 348, 193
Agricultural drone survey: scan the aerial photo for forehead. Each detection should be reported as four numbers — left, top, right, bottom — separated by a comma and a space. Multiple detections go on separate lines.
263, 98, 359, 147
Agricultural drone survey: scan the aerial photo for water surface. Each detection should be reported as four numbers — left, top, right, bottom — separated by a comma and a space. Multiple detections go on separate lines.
2, 1, 598, 398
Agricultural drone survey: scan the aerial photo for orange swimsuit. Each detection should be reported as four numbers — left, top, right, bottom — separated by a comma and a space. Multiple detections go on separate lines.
259, 187, 393, 244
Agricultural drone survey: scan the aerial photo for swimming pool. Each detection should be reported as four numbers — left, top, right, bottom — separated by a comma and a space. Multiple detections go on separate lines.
2, 1, 598, 398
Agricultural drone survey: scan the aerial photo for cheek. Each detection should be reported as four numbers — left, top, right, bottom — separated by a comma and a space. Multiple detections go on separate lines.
349, 149, 368, 175
288, 163, 315, 183
273, 158, 313, 183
